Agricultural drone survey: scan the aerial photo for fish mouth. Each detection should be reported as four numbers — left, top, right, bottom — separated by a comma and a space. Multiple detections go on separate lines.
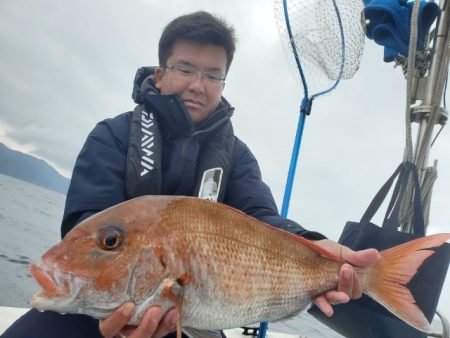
29, 261, 122, 318
29, 261, 80, 309
29, 262, 60, 296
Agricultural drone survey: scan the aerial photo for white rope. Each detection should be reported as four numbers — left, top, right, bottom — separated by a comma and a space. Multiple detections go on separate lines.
403, 0, 421, 162
399, 0, 422, 232
415, 32, 449, 168
414, 28, 449, 228
404, 163, 438, 227
401, 0, 450, 232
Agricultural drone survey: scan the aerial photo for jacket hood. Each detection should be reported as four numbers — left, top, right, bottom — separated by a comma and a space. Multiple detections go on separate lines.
131, 66, 159, 104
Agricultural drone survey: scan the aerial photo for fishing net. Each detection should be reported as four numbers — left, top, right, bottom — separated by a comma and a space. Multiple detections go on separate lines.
274, 0, 366, 101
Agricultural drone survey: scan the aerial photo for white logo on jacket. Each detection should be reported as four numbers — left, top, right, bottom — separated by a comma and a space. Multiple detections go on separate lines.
140, 110, 155, 176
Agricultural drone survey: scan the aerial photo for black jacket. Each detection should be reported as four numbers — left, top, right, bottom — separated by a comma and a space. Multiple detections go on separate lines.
61, 67, 324, 240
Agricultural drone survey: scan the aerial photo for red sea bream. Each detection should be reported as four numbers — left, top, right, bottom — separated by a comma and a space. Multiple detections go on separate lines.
29, 196, 450, 337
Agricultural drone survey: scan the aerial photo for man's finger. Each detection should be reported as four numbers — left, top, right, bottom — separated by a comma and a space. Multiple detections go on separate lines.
350, 270, 363, 299
153, 309, 179, 338
125, 307, 162, 338
99, 303, 135, 338
324, 290, 350, 305
337, 264, 354, 296
313, 295, 334, 317
343, 248, 380, 267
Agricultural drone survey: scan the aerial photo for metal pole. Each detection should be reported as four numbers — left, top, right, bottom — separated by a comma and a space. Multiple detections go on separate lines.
413, 0, 449, 179
402, 0, 450, 233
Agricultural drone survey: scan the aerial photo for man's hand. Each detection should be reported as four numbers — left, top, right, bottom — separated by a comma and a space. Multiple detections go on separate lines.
99, 303, 178, 338
313, 239, 380, 317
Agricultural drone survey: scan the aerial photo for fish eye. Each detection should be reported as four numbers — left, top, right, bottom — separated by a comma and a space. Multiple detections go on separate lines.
97, 225, 124, 251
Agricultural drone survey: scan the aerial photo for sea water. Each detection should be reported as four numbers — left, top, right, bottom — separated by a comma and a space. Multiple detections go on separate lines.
0, 173, 443, 337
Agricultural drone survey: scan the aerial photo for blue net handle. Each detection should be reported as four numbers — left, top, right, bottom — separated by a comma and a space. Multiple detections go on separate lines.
257, 96, 307, 338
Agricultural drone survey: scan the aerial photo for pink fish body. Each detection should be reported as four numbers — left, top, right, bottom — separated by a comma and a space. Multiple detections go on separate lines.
29, 196, 450, 334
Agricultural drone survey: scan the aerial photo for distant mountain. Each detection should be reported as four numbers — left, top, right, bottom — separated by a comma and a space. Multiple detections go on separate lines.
0, 143, 70, 194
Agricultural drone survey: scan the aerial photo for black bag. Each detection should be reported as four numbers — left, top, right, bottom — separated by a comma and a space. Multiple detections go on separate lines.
308, 161, 450, 338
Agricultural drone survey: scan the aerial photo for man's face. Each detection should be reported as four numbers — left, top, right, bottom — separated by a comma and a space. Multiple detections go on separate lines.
155, 41, 227, 123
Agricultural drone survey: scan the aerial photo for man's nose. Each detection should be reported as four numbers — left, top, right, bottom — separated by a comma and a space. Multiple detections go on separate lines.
187, 74, 207, 91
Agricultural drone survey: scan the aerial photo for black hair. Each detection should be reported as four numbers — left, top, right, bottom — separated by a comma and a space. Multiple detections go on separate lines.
158, 11, 237, 73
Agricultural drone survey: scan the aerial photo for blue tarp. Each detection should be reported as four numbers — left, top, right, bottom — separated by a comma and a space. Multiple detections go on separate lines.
364, 0, 440, 62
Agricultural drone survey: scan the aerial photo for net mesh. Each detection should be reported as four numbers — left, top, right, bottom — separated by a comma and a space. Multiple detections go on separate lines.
275, 0, 365, 97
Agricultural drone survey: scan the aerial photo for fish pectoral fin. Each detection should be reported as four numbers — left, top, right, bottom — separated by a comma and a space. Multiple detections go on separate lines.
161, 277, 187, 338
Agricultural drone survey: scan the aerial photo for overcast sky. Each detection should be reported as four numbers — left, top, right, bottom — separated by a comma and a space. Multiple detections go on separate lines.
1, 0, 449, 327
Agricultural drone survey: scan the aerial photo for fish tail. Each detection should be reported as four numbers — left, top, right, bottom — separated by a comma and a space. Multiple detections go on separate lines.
361, 233, 450, 333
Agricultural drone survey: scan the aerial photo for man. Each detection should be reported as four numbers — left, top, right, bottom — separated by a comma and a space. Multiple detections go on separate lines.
2, 11, 378, 338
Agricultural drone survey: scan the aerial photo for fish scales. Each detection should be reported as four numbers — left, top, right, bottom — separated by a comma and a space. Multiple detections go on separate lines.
148, 198, 344, 328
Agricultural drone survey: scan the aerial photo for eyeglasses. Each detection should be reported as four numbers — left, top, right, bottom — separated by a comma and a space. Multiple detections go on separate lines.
164, 63, 226, 87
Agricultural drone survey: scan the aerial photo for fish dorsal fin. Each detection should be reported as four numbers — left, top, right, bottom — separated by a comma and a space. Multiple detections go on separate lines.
263, 221, 342, 262
290, 235, 342, 262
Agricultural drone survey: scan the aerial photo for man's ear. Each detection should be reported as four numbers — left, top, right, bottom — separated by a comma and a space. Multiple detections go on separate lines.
154, 67, 163, 89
